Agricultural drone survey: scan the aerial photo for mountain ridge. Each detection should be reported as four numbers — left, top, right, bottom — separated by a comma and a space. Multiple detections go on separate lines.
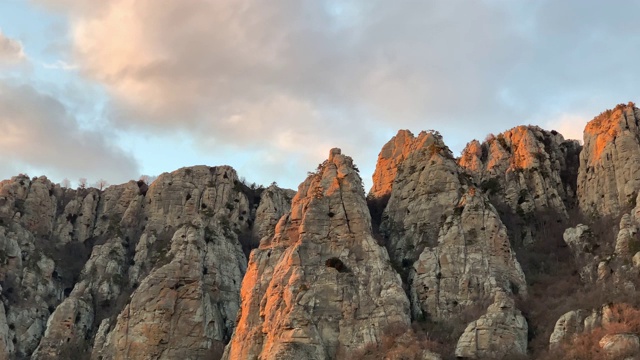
2, 103, 640, 359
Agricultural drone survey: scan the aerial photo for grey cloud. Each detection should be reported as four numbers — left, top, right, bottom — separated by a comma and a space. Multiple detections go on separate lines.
0, 81, 139, 184
0, 31, 25, 65
34, 0, 640, 187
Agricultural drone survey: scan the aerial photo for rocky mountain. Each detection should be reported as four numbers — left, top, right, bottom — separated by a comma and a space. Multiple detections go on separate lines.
3, 103, 640, 359
223, 148, 411, 359
578, 103, 640, 217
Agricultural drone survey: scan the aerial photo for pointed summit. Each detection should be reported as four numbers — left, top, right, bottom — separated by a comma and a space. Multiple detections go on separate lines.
223, 149, 410, 359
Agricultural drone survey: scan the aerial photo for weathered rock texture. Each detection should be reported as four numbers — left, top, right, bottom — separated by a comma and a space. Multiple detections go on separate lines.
599, 333, 640, 357
455, 291, 528, 359
563, 192, 640, 286
370, 130, 529, 358
409, 189, 527, 320
0, 168, 295, 360
459, 126, 581, 245
253, 185, 296, 242
578, 103, 640, 217
375, 130, 463, 267
549, 303, 640, 356
223, 148, 410, 360
369, 129, 448, 200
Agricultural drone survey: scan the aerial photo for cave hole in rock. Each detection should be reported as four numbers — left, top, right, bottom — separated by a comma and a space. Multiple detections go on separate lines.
325, 257, 347, 272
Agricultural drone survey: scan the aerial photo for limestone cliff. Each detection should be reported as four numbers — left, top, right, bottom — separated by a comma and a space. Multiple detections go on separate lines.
7, 102, 640, 360
455, 291, 528, 359
374, 130, 463, 267
459, 126, 581, 245
0, 168, 294, 360
223, 149, 410, 360
578, 103, 640, 216
409, 188, 526, 321
369, 130, 529, 358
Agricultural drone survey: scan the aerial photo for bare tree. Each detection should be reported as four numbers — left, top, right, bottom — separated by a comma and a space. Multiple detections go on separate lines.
95, 179, 109, 191
61, 178, 71, 188
78, 178, 87, 190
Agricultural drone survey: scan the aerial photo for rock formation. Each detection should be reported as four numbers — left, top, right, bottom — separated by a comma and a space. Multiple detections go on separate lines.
455, 291, 528, 359
578, 103, 640, 217
253, 185, 296, 242
459, 126, 581, 245
223, 149, 410, 360
550, 303, 640, 358
0, 168, 295, 360
374, 130, 463, 267
7, 102, 640, 359
409, 188, 527, 320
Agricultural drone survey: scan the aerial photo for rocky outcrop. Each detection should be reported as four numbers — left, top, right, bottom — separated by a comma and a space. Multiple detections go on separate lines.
0, 176, 76, 358
562, 224, 600, 282
549, 303, 640, 359
86, 167, 248, 360
409, 189, 527, 321
460, 126, 581, 245
375, 130, 463, 267
455, 291, 528, 359
564, 192, 640, 286
599, 333, 640, 357
549, 309, 588, 348
578, 103, 640, 217
460, 126, 580, 214
223, 149, 410, 360
0, 166, 284, 360
253, 185, 296, 241
369, 129, 449, 200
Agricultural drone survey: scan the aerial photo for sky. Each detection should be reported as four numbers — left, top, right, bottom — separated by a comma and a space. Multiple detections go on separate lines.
0, 0, 639, 191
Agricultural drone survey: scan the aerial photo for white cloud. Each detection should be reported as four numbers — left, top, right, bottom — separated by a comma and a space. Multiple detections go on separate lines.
28, 0, 640, 187
42, 60, 77, 70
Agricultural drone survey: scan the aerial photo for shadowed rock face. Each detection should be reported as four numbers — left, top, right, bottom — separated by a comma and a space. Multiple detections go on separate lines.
455, 291, 528, 359
373, 130, 463, 268
369, 130, 529, 358
223, 148, 410, 360
459, 126, 581, 245
409, 189, 527, 321
0, 167, 295, 360
578, 103, 640, 217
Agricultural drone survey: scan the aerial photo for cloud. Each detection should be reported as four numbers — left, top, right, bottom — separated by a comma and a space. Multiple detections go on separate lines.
0, 81, 139, 184
31, 0, 640, 187
0, 30, 26, 65
42, 60, 77, 70
545, 114, 587, 143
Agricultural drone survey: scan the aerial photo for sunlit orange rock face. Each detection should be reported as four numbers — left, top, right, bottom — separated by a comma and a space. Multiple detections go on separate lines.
223, 148, 410, 360
370, 131, 529, 359
578, 103, 640, 216
373, 130, 463, 267
459, 126, 581, 245
369, 129, 444, 200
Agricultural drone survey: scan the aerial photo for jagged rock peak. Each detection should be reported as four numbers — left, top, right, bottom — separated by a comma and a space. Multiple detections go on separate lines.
376, 131, 462, 267
460, 125, 576, 174
459, 125, 581, 246
223, 148, 410, 360
369, 129, 452, 200
1, 164, 289, 359
578, 102, 640, 216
